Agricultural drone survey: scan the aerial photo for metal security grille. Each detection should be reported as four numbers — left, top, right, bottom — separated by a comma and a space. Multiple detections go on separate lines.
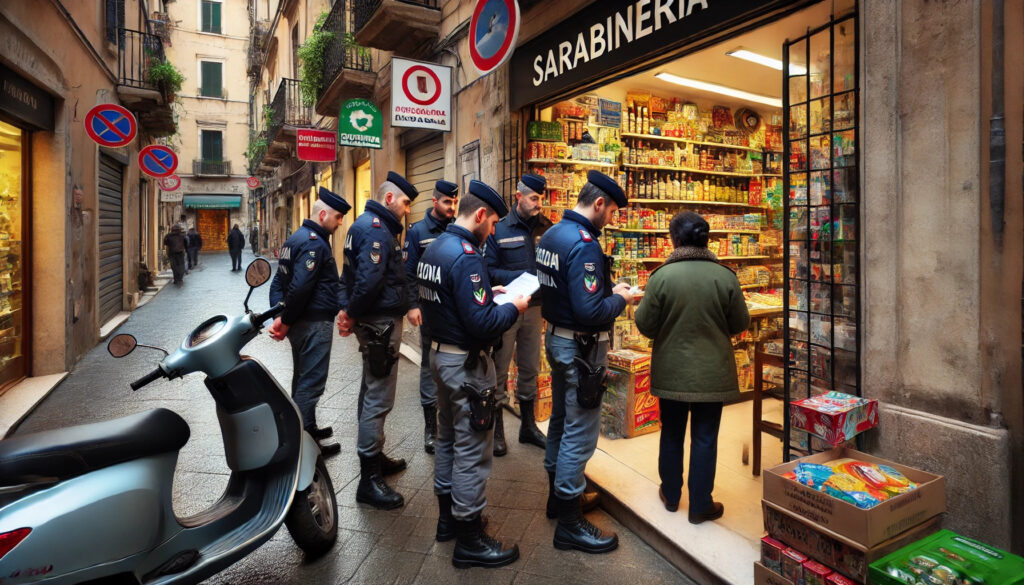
501, 117, 521, 206
405, 135, 445, 226
782, 8, 860, 460
98, 154, 124, 324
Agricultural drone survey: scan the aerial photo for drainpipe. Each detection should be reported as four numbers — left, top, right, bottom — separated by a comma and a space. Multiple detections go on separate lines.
990, 0, 1005, 246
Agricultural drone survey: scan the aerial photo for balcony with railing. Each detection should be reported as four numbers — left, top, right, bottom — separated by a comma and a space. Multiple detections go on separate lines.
353, 0, 440, 56
247, 19, 271, 78
116, 28, 176, 136
266, 78, 311, 146
316, 0, 375, 116
193, 159, 232, 176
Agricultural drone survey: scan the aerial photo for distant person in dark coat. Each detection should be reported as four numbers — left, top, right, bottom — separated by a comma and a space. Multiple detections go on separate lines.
186, 227, 203, 270
164, 225, 187, 284
227, 224, 245, 271
250, 225, 259, 256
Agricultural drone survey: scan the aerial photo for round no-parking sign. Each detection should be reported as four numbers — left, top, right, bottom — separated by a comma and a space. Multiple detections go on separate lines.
247, 176, 261, 189
138, 145, 178, 178
469, 0, 520, 75
391, 58, 452, 132
84, 104, 137, 148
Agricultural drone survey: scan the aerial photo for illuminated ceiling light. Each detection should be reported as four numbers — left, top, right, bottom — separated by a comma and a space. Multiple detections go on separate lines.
726, 48, 808, 75
653, 72, 783, 108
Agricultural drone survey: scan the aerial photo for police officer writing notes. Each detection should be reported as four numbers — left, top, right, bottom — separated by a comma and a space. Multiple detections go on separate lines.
483, 173, 550, 455
536, 170, 633, 554
417, 180, 530, 569
337, 172, 418, 510
268, 187, 350, 457
404, 180, 459, 455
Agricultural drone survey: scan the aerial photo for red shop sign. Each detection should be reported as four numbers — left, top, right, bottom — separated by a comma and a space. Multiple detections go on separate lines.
296, 129, 338, 162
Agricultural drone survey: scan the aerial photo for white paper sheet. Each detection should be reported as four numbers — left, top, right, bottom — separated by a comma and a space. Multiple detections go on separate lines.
492, 272, 540, 305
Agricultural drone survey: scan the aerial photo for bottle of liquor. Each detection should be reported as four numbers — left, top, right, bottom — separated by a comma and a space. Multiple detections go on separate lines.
672, 173, 681, 200
627, 100, 635, 133
627, 171, 634, 199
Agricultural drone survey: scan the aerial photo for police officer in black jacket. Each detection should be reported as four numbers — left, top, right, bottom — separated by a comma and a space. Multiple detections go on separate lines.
536, 170, 634, 554
483, 173, 551, 455
417, 180, 530, 569
404, 180, 458, 455
337, 171, 418, 510
268, 187, 351, 457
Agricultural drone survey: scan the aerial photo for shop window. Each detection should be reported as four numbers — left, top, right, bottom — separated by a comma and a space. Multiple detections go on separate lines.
783, 11, 860, 460
201, 0, 222, 34
105, 0, 125, 45
200, 61, 223, 98
0, 120, 26, 390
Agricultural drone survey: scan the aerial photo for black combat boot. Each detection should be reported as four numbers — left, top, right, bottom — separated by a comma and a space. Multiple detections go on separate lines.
492, 408, 507, 457
517, 399, 546, 448
379, 451, 407, 476
423, 404, 437, 454
437, 493, 488, 542
553, 495, 618, 554
356, 454, 404, 510
546, 471, 600, 519
451, 515, 519, 569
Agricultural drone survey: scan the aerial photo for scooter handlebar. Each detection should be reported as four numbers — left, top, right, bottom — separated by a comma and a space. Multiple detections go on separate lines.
251, 302, 285, 328
130, 367, 165, 391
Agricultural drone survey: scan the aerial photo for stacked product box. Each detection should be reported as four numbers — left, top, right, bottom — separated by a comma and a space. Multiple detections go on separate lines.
756, 448, 946, 585
869, 529, 1024, 585
601, 349, 660, 439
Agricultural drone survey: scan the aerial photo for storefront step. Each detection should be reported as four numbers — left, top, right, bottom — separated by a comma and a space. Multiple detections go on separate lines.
0, 372, 68, 438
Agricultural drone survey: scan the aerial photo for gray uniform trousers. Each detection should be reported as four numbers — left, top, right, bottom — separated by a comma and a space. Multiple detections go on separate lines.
418, 332, 437, 407
354, 317, 404, 458
431, 348, 495, 520
543, 330, 609, 498
492, 305, 542, 405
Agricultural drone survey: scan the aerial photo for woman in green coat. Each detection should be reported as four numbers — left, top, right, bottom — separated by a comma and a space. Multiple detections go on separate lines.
634, 212, 750, 523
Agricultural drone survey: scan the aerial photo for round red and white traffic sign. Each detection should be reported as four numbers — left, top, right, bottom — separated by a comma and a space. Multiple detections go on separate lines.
84, 104, 138, 148
159, 174, 181, 192
469, 0, 520, 75
401, 65, 443, 106
247, 176, 260, 189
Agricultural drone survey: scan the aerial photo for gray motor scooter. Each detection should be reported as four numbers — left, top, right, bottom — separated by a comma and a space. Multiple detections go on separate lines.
0, 258, 337, 583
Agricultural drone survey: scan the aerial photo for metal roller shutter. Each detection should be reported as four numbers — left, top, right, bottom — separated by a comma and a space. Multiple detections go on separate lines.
404, 136, 444, 227
98, 154, 123, 324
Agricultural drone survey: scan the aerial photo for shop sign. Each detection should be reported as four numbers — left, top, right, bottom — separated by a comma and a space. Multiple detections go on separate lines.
138, 145, 178, 178
160, 190, 183, 202
469, 0, 520, 76
247, 176, 261, 189
296, 128, 337, 162
159, 174, 181, 192
0, 62, 54, 131
509, 0, 801, 109
338, 99, 383, 149
391, 58, 452, 132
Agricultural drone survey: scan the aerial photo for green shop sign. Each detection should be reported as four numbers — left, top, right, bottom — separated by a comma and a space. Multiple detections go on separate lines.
338, 99, 382, 149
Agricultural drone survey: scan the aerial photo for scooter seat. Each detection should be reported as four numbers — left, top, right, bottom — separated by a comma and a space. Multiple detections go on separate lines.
0, 408, 190, 485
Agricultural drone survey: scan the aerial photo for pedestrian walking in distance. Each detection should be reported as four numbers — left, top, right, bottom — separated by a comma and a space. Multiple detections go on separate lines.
186, 227, 202, 271
536, 170, 634, 554
163, 224, 187, 285
483, 173, 552, 455
417, 180, 530, 569
227, 223, 245, 271
337, 171, 419, 510
250, 224, 260, 256
267, 187, 351, 457
634, 211, 749, 523
403, 179, 459, 455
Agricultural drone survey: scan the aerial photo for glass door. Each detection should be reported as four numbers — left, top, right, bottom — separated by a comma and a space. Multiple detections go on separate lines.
0, 120, 27, 391
782, 7, 859, 460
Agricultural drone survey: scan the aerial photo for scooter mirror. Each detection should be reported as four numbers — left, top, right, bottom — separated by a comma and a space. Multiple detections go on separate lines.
245, 258, 272, 288
107, 334, 138, 358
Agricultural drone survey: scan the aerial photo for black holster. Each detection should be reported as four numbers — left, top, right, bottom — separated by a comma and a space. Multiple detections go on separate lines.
573, 333, 607, 410
359, 321, 398, 378
462, 381, 497, 432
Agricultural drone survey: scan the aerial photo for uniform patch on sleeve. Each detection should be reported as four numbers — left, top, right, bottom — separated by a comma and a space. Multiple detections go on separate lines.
462, 242, 476, 254
584, 262, 595, 272
280, 246, 292, 260
370, 241, 382, 264
309, 250, 315, 258
372, 217, 381, 228
471, 275, 487, 305
579, 229, 592, 242
402, 250, 408, 262
583, 274, 598, 293
309, 232, 318, 239
305, 258, 316, 271
470, 273, 481, 283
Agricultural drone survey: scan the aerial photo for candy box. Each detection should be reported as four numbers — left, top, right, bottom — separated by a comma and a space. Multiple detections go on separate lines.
790, 391, 878, 445
869, 529, 1024, 585
780, 548, 807, 584
606, 349, 651, 373
601, 365, 660, 439
761, 536, 786, 574
802, 559, 832, 585
825, 572, 861, 585
755, 562, 795, 585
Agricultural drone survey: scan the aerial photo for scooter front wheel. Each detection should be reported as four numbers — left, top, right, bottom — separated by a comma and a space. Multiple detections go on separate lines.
285, 456, 338, 556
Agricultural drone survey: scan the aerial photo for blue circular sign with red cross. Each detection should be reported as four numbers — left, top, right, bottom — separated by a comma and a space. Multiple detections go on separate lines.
469, 0, 520, 75
84, 104, 138, 148
138, 145, 178, 178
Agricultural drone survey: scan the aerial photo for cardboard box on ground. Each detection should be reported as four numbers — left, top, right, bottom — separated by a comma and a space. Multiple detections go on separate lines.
602, 349, 660, 439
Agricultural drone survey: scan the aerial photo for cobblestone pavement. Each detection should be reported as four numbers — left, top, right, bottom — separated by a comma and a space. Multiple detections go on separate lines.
15, 251, 695, 585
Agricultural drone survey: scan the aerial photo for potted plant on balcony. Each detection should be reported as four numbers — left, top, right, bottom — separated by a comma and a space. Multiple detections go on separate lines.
297, 11, 335, 107
147, 58, 185, 102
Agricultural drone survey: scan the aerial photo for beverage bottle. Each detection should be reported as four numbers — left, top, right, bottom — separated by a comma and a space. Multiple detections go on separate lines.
627, 172, 634, 199
672, 173, 681, 200
703, 178, 710, 201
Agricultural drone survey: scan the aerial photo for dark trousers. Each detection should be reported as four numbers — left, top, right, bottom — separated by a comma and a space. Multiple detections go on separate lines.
186, 247, 199, 269
287, 320, 333, 430
657, 399, 724, 515
229, 248, 242, 270
169, 251, 186, 283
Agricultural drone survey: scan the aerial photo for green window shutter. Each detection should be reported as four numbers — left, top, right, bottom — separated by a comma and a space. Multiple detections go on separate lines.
212, 3, 221, 34
201, 61, 222, 97
202, 131, 223, 162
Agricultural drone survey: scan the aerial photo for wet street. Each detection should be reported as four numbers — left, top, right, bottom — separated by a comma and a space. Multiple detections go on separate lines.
14, 251, 694, 585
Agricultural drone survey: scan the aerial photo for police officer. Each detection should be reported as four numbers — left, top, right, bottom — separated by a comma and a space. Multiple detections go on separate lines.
536, 170, 633, 554
417, 180, 530, 569
404, 180, 459, 455
483, 173, 550, 455
268, 187, 350, 457
337, 171, 419, 510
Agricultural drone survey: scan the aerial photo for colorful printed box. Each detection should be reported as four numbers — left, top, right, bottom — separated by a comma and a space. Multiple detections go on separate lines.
790, 391, 878, 445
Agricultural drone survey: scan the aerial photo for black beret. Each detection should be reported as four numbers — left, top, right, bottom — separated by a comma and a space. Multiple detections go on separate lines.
387, 171, 419, 200
468, 179, 508, 217
318, 186, 351, 214
587, 170, 627, 208
434, 180, 458, 197
520, 173, 546, 195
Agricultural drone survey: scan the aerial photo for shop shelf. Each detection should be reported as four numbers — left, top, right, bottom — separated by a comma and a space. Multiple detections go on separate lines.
741, 283, 773, 290
622, 163, 761, 178
710, 229, 762, 235
527, 158, 618, 168
626, 198, 768, 209
620, 132, 762, 153
557, 117, 622, 130
605, 226, 669, 233
719, 255, 771, 261
611, 256, 667, 262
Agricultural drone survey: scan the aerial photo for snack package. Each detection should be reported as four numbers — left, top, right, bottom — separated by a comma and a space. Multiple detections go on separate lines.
761, 536, 786, 574
803, 559, 833, 585
794, 462, 835, 488
826, 572, 861, 585
781, 548, 808, 584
